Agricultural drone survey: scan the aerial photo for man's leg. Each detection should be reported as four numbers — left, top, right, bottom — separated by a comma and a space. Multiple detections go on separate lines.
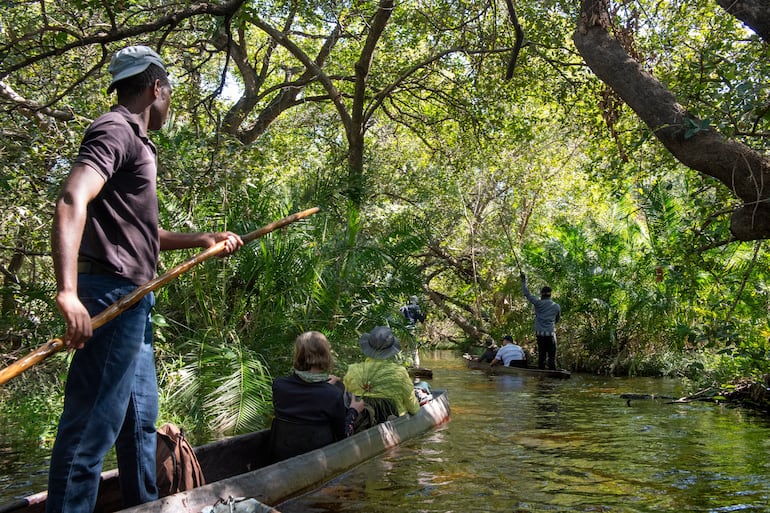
116, 293, 159, 507
536, 336, 547, 369
547, 334, 557, 369
46, 276, 152, 513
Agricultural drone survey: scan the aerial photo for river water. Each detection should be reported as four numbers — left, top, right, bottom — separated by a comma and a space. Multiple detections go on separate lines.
2, 351, 769, 511
278, 351, 770, 513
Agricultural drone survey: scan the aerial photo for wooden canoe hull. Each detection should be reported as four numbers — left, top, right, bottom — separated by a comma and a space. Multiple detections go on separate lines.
466, 359, 571, 379
0, 391, 450, 513
407, 367, 433, 379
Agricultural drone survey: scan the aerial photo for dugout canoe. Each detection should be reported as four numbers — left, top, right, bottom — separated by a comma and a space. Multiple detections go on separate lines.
407, 366, 433, 379
0, 390, 450, 513
466, 358, 571, 379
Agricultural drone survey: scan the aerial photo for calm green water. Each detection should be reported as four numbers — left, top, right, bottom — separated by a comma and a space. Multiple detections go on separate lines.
278, 351, 770, 513
2, 351, 769, 511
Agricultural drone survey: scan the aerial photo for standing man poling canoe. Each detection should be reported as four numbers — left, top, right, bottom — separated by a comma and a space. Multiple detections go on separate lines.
47, 45, 242, 513
521, 272, 561, 370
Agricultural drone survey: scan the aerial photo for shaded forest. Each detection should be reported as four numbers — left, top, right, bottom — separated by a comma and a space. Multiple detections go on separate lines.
1, 0, 769, 436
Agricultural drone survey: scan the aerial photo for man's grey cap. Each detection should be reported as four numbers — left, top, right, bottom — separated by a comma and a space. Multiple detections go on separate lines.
107, 45, 166, 92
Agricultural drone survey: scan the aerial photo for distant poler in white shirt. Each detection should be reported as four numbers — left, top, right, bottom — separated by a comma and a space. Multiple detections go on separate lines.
521, 272, 561, 370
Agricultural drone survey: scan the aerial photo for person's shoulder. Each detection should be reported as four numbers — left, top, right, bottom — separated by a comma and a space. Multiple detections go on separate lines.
323, 380, 344, 396
273, 374, 295, 386
90, 108, 132, 128
271, 375, 292, 394
84, 109, 137, 144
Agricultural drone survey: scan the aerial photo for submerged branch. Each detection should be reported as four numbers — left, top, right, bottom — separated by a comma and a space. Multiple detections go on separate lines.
621, 377, 770, 414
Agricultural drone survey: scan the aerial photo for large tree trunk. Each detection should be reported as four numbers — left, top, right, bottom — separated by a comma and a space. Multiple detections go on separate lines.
346, 0, 395, 206
573, 0, 770, 241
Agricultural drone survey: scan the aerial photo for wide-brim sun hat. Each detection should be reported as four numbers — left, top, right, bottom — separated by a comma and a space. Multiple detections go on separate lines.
107, 45, 166, 92
359, 326, 401, 359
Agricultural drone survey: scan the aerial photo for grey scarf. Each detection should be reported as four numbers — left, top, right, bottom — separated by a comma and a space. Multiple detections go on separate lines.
293, 368, 329, 383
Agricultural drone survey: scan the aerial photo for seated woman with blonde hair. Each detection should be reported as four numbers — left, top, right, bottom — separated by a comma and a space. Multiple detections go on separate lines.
269, 331, 364, 462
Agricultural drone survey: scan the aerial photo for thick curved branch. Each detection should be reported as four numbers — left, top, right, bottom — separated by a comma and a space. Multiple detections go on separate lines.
231, 23, 343, 143
504, 0, 525, 80
217, 6, 297, 136
573, 0, 770, 241
246, 14, 352, 129
216, 29, 262, 134
422, 284, 486, 343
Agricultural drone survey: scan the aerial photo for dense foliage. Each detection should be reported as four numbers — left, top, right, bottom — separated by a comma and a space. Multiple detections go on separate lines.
1, 0, 769, 439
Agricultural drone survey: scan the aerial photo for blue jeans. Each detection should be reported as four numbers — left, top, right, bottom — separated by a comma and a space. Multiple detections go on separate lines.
46, 274, 158, 513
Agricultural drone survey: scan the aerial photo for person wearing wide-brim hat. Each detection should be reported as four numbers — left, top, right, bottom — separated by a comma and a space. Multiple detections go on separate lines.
343, 326, 420, 421
359, 325, 403, 358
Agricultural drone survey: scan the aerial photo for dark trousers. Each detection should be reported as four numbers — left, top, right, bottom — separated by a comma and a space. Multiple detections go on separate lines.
536, 334, 557, 370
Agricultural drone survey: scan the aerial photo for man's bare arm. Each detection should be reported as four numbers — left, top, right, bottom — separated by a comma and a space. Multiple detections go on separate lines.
51, 164, 105, 349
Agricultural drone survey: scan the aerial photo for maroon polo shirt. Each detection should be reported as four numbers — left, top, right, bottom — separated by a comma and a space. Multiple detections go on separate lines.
74, 105, 160, 285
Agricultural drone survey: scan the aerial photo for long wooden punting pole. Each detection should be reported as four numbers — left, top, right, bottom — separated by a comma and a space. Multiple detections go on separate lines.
0, 207, 320, 386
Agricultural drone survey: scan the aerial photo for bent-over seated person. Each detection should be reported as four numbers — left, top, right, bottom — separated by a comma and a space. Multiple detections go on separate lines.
490, 335, 527, 368
269, 331, 364, 463
478, 337, 498, 363
414, 380, 433, 406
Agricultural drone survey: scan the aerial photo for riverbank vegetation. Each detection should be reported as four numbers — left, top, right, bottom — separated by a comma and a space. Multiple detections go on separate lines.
2, 0, 770, 440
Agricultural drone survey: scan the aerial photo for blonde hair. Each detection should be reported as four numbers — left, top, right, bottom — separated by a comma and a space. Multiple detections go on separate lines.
293, 331, 333, 372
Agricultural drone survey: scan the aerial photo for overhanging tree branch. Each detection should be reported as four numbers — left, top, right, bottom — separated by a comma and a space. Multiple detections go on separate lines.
504, 0, 525, 80
716, 0, 770, 42
0, 81, 73, 124
0, 0, 248, 79
573, 0, 770, 241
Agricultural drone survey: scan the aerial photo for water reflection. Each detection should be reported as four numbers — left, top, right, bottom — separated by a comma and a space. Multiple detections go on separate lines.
0, 433, 48, 502
279, 352, 770, 513
493, 374, 525, 392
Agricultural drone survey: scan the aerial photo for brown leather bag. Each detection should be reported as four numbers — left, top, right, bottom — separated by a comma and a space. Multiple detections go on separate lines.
155, 422, 206, 496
